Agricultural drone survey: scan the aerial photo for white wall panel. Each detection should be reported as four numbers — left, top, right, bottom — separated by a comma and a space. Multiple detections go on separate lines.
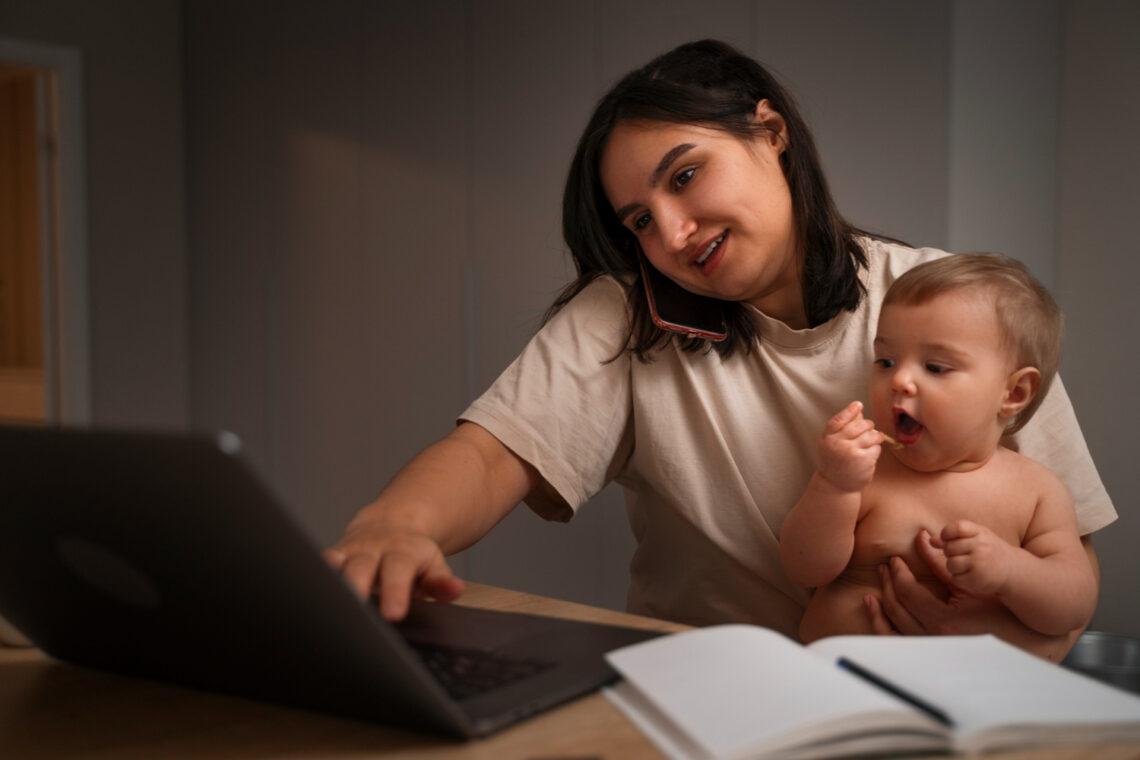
948, 0, 1060, 286
754, 0, 951, 248
1056, 0, 1140, 637
185, 1, 468, 542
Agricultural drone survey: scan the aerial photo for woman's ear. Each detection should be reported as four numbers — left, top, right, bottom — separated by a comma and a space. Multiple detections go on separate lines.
753, 99, 789, 152
999, 367, 1041, 420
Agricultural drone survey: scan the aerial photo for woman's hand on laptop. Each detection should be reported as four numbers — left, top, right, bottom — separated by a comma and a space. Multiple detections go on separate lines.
324, 423, 537, 622
324, 528, 464, 622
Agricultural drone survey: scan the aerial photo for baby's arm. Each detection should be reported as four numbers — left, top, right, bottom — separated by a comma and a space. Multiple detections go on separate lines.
780, 401, 885, 588
935, 469, 1097, 636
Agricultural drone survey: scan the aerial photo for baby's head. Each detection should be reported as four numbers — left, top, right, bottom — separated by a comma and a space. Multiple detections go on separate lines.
881, 253, 1062, 434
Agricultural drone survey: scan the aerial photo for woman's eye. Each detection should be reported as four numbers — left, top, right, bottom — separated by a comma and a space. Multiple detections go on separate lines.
632, 212, 652, 232
672, 167, 695, 190
671, 167, 696, 191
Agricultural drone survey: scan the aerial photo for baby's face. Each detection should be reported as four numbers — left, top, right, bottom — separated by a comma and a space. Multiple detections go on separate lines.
870, 291, 1016, 473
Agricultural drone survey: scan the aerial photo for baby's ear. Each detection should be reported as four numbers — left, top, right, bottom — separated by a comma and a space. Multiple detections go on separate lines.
1000, 367, 1041, 419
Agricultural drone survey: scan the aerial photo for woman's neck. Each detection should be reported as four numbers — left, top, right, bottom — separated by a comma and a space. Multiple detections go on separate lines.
746, 254, 807, 329
749, 293, 808, 330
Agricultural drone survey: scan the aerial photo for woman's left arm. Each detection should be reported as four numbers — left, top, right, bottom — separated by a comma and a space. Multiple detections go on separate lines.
866, 532, 1099, 662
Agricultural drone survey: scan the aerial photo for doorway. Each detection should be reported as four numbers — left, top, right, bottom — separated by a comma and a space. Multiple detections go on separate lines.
0, 61, 47, 423
0, 37, 90, 426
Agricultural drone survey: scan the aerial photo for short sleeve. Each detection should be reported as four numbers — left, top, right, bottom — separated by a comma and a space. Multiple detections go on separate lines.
1006, 376, 1117, 535
459, 277, 635, 521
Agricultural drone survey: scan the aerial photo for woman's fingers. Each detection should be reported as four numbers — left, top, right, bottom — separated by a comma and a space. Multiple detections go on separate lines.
377, 550, 422, 621
338, 549, 382, 599
333, 541, 462, 622
418, 554, 465, 603
914, 529, 956, 587
326, 524, 463, 622
863, 594, 898, 635
877, 558, 930, 635
321, 547, 348, 571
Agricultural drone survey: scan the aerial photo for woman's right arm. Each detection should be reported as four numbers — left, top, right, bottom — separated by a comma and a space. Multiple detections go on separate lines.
325, 421, 539, 621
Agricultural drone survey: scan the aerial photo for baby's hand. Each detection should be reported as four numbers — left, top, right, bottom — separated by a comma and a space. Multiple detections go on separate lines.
817, 401, 883, 493
932, 520, 1012, 596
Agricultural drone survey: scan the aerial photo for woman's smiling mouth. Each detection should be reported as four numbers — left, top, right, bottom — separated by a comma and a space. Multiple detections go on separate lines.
693, 231, 728, 271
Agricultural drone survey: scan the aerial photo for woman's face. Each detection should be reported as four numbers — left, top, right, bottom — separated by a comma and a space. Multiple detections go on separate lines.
599, 106, 803, 326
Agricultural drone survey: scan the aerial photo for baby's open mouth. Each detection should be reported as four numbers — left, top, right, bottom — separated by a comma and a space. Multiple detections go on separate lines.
894, 411, 924, 444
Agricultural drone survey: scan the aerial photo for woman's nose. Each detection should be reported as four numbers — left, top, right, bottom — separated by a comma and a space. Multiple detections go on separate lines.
657, 206, 697, 255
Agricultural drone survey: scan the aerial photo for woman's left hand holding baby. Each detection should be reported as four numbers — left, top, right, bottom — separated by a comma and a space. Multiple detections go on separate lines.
865, 529, 1091, 661
930, 519, 1013, 596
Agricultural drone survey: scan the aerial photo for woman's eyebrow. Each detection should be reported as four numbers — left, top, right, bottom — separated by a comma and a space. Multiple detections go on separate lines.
613, 142, 696, 222
650, 143, 695, 187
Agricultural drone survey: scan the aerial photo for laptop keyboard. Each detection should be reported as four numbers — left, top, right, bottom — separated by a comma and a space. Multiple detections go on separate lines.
408, 641, 555, 700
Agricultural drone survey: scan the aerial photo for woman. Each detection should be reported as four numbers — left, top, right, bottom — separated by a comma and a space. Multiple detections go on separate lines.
327, 40, 1114, 656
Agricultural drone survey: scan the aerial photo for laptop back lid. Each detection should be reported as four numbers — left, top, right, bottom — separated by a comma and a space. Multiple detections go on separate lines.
0, 426, 472, 736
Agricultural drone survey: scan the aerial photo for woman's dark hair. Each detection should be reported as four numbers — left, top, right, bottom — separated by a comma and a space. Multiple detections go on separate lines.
549, 39, 867, 360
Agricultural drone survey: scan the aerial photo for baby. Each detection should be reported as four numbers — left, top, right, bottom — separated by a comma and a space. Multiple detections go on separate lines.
780, 253, 1097, 647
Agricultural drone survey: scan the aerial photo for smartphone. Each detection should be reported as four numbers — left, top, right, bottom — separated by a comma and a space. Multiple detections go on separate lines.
639, 254, 728, 341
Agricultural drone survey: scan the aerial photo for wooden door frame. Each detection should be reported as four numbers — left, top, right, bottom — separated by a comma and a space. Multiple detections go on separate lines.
0, 36, 89, 424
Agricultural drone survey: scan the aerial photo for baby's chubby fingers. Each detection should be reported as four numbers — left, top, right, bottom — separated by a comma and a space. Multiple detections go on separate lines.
816, 401, 886, 490
825, 402, 880, 445
938, 522, 990, 570
826, 400, 867, 434
940, 519, 980, 543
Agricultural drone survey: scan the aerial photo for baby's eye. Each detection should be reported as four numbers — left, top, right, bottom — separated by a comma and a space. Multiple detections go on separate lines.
631, 212, 652, 232
925, 363, 949, 374
672, 167, 695, 190
873, 358, 894, 369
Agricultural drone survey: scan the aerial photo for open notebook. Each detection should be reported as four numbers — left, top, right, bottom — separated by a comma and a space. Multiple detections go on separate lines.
605, 624, 1140, 760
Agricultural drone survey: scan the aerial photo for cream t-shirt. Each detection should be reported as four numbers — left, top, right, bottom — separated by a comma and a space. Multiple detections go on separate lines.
460, 239, 1116, 637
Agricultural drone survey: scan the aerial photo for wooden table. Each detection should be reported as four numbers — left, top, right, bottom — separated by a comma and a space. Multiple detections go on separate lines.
1, 583, 1137, 759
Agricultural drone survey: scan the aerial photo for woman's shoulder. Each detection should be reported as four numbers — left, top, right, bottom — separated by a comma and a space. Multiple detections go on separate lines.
537, 274, 633, 357
550, 274, 631, 322
581, 273, 631, 301
858, 235, 953, 287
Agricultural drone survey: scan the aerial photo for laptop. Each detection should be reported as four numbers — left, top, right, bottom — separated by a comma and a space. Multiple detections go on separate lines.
0, 425, 663, 738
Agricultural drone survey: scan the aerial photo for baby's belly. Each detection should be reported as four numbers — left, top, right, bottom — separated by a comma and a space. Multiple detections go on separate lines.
800, 578, 877, 642
799, 566, 948, 643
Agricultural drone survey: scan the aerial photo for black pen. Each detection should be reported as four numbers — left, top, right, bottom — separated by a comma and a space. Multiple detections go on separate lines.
838, 657, 956, 728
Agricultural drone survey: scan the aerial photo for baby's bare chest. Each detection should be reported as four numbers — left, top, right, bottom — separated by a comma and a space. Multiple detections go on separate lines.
852, 468, 1038, 569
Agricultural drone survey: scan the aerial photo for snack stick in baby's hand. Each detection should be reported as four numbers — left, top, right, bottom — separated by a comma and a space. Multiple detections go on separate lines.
879, 431, 904, 449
